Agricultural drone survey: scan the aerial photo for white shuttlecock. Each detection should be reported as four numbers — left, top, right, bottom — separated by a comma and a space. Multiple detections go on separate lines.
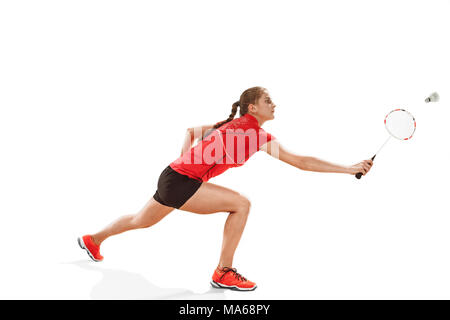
425, 92, 439, 103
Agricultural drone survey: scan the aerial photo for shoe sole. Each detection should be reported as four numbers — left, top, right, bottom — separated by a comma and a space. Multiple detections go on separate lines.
77, 237, 102, 262
210, 280, 257, 291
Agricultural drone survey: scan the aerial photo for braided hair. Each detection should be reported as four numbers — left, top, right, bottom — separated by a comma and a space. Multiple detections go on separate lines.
201, 86, 266, 140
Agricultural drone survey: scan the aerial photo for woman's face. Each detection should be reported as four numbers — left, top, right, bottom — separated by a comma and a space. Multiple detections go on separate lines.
250, 90, 276, 121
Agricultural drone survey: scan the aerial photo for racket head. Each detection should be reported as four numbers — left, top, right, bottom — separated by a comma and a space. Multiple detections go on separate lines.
384, 109, 416, 140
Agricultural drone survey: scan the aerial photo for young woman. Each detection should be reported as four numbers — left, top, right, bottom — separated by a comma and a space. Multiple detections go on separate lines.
78, 86, 373, 291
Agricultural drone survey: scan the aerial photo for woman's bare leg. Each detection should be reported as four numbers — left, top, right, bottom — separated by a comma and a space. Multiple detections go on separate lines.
91, 197, 175, 245
179, 182, 251, 268
88, 182, 250, 269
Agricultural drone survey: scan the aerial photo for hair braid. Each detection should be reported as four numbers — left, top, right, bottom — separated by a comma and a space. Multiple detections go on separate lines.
201, 86, 266, 141
212, 100, 240, 129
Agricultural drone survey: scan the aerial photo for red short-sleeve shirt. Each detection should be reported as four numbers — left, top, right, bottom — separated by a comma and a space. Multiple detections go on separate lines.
170, 113, 275, 182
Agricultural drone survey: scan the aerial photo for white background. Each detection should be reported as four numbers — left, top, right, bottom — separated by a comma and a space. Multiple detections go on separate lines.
1, 0, 449, 299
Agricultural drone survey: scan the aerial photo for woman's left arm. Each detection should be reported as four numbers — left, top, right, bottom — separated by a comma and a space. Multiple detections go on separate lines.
260, 139, 373, 175
180, 124, 214, 156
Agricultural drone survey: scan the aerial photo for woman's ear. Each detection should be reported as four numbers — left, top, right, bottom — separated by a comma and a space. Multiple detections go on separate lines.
248, 104, 257, 113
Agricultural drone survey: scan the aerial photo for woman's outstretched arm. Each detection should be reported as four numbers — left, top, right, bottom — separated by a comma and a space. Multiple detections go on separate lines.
260, 139, 373, 176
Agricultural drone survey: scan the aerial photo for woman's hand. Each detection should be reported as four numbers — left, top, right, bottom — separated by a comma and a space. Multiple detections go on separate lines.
348, 159, 373, 176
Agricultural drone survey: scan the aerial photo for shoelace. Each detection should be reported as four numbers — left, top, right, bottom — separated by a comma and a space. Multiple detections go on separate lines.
219, 267, 247, 282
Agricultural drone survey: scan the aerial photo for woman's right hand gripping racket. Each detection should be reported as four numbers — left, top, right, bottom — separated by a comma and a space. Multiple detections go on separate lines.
355, 108, 416, 179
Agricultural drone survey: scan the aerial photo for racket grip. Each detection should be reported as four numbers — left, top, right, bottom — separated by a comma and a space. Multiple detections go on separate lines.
355, 154, 376, 179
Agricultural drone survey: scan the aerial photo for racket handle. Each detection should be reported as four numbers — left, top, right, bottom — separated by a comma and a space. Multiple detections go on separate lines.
355, 154, 376, 179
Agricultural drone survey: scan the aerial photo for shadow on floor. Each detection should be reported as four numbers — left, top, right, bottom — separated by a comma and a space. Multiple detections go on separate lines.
68, 260, 226, 300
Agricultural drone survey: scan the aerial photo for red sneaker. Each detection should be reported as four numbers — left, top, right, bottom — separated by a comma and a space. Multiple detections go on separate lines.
211, 267, 257, 291
77, 235, 103, 262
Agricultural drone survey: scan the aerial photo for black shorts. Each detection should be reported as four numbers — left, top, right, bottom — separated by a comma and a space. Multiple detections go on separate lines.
153, 165, 203, 209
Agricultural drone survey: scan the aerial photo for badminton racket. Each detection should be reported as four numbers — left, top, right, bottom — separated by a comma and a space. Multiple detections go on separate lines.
356, 108, 416, 179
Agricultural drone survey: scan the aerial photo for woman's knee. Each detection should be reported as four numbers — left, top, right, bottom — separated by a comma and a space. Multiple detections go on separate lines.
132, 203, 174, 228
130, 214, 149, 229
235, 195, 251, 214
